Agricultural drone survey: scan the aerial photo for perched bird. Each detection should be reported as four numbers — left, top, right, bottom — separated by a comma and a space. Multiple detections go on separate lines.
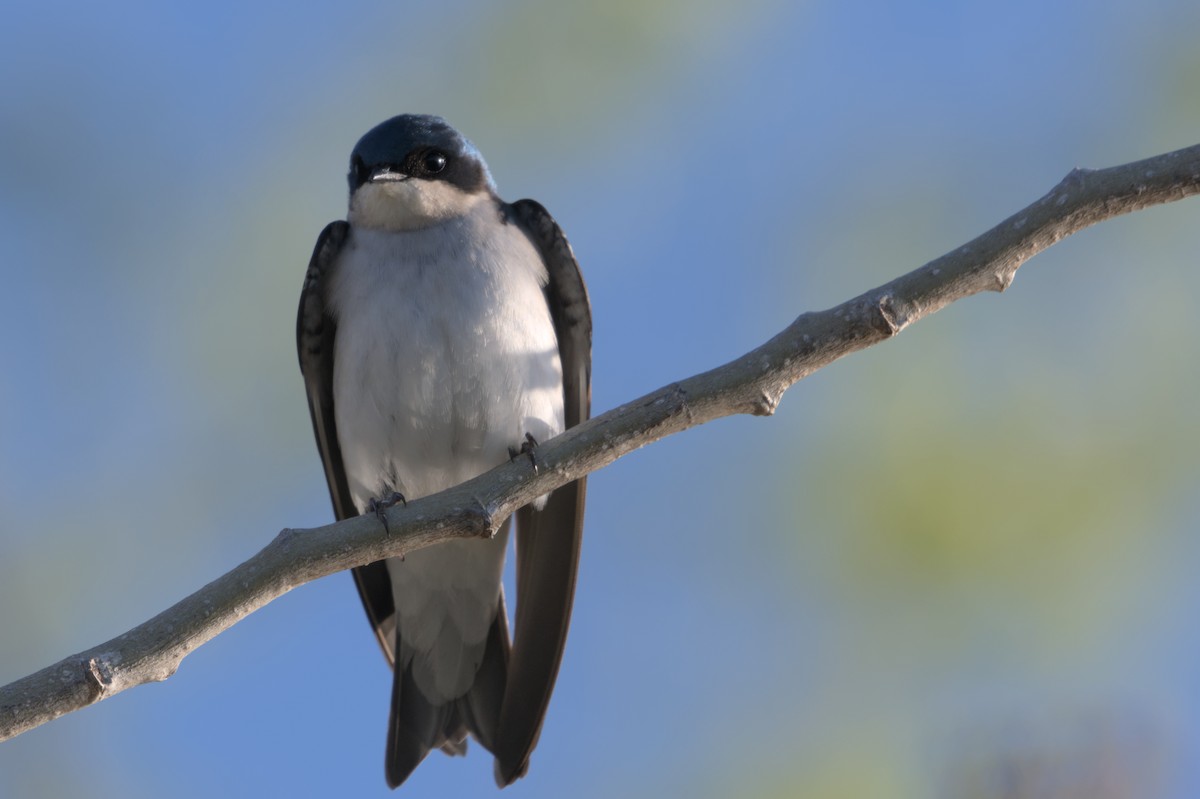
297, 114, 591, 788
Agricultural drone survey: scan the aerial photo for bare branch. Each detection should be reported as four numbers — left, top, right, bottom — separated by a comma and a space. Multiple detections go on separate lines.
3, 143, 1198, 742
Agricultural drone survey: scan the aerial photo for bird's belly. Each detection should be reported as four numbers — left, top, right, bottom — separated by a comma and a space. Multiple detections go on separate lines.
338, 351, 537, 505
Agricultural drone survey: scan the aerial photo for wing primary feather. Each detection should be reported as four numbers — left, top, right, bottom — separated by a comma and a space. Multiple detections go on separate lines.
493, 200, 592, 785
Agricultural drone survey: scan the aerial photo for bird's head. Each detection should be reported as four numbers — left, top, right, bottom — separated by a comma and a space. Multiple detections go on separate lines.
346, 114, 495, 231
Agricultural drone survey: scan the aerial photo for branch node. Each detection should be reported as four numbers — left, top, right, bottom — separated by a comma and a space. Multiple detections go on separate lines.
470, 496, 501, 538
1066, 166, 1094, 185
274, 527, 301, 547
672, 384, 695, 426
994, 268, 1016, 292
85, 656, 115, 699
875, 293, 909, 335
754, 389, 780, 416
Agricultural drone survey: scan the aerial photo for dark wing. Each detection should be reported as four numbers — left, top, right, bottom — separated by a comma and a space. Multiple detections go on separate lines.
297, 221, 397, 663
493, 199, 592, 786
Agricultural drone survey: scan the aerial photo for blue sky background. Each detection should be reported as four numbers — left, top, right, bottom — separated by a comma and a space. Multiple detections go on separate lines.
3, 2, 1200, 797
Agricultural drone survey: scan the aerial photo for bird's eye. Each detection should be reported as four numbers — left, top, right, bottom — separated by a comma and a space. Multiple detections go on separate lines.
423, 152, 447, 174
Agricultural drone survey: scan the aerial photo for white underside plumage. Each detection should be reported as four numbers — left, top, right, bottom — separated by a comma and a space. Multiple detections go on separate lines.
327, 194, 564, 703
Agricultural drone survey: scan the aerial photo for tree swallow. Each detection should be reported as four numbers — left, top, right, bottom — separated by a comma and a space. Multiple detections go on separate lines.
296, 114, 591, 788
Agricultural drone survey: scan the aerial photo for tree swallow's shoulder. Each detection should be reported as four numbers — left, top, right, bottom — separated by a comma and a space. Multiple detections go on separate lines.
296, 219, 360, 523
502, 199, 592, 354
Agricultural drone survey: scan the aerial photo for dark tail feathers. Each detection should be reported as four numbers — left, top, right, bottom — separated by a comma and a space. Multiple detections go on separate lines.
385, 609, 510, 789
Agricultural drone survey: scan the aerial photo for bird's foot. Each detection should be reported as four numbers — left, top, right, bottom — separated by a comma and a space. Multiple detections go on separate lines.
507, 432, 540, 475
367, 491, 407, 535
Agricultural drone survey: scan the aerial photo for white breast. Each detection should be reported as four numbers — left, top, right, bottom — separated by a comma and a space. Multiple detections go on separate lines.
328, 200, 565, 509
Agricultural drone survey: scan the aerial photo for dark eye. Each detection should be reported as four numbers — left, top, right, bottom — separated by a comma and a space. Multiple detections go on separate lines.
422, 152, 447, 173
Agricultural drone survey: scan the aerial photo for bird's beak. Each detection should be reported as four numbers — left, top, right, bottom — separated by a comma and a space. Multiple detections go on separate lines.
369, 167, 409, 183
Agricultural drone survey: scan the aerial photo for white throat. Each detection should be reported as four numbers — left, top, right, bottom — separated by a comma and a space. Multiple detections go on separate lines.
348, 178, 489, 231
